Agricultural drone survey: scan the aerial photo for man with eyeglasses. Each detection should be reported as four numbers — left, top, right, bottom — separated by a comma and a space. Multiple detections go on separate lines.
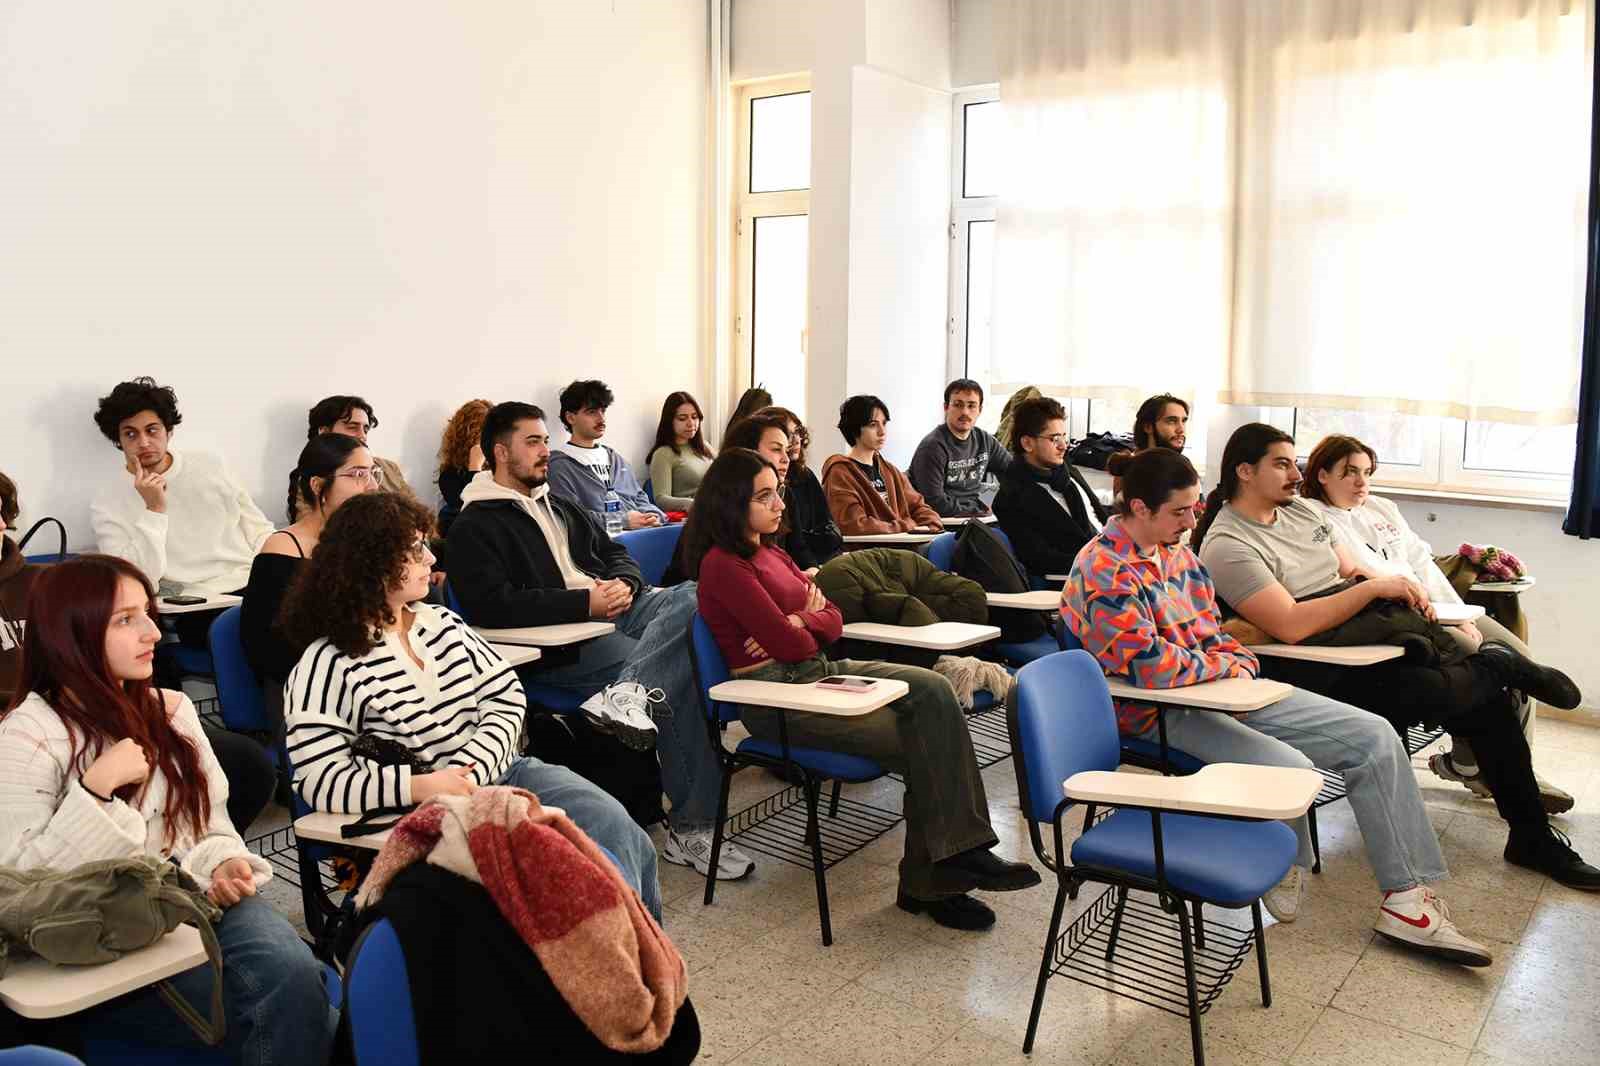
908, 378, 1012, 517
306, 395, 421, 508
991, 395, 1110, 584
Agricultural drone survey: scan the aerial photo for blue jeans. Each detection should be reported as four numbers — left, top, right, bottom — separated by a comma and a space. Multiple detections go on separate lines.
499, 756, 662, 920
531, 583, 722, 835
1134, 688, 1448, 893
81, 895, 336, 1066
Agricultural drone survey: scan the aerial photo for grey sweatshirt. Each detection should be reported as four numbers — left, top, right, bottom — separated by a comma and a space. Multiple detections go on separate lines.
908, 424, 1011, 516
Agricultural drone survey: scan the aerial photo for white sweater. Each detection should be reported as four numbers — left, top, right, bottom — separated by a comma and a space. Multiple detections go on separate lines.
1305, 495, 1460, 604
90, 450, 275, 594
284, 603, 526, 813
0, 690, 270, 892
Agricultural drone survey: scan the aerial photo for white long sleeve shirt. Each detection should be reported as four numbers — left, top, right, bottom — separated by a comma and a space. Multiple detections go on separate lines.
0, 690, 270, 892
1305, 494, 1461, 604
90, 450, 274, 594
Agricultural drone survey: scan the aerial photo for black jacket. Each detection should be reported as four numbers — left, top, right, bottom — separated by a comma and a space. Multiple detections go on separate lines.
991, 458, 1110, 581
445, 496, 642, 668
783, 465, 844, 570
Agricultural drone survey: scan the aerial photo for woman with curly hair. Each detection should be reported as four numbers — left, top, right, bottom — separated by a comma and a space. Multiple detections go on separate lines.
279, 492, 661, 917
436, 398, 493, 536
645, 391, 713, 511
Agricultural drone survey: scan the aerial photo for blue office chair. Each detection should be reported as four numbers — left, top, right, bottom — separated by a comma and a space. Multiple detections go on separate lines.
688, 615, 893, 946
206, 606, 271, 736
1009, 650, 1298, 1066
925, 531, 1063, 667
641, 478, 655, 504
442, 580, 590, 718
345, 919, 419, 1066
615, 523, 683, 587
0, 1050, 85, 1066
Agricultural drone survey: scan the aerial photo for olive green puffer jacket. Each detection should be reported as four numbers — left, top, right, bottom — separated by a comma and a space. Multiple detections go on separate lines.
814, 547, 988, 627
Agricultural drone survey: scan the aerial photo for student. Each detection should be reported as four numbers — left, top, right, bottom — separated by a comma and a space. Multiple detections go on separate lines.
1299, 434, 1572, 813
991, 396, 1109, 582
90, 376, 274, 595
1193, 423, 1598, 891
279, 492, 664, 918
720, 386, 773, 447
446, 403, 747, 881
0, 470, 44, 706
546, 380, 666, 532
1065, 449, 1492, 961
436, 398, 493, 537
646, 391, 715, 511
0, 555, 335, 1065
821, 396, 942, 536
239, 434, 379, 736
761, 407, 843, 570
306, 395, 420, 505
1132, 394, 1190, 452
908, 379, 1012, 517
685, 448, 1039, 930
724, 410, 829, 573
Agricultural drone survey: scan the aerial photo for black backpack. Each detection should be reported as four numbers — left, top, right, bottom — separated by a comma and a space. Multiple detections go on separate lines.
949, 522, 1046, 644
522, 711, 666, 829
1068, 432, 1136, 471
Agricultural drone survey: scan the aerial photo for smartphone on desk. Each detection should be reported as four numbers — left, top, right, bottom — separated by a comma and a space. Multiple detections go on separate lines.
816, 676, 875, 692
161, 595, 207, 606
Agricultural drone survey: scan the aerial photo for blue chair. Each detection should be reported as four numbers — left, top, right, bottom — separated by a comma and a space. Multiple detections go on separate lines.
345, 919, 419, 1066
206, 606, 270, 736
0, 1050, 85, 1065
925, 531, 1064, 667
642, 478, 655, 504
688, 615, 891, 946
443, 580, 592, 719
615, 523, 683, 587
1010, 650, 1302, 1065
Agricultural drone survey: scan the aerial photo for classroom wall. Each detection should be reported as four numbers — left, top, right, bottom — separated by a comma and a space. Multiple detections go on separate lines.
951, 0, 998, 87
0, 0, 710, 543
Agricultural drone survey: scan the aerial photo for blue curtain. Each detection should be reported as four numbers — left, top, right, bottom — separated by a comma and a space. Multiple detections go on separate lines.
1566, 13, 1600, 539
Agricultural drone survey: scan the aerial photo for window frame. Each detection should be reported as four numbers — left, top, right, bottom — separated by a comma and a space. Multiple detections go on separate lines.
947, 88, 999, 386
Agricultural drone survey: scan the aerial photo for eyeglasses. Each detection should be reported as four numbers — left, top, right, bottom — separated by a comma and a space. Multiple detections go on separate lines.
752, 489, 784, 510
1042, 434, 1069, 446
335, 466, 385, 486
405, 540, 435, 564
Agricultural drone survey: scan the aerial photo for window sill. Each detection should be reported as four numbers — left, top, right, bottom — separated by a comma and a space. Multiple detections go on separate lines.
1376, 484, 1568, 513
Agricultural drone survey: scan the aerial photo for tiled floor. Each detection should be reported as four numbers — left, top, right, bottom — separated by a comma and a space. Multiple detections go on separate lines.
250, 715, 1600, 1066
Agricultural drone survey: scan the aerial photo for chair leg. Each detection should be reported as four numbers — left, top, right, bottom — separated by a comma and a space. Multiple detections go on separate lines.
703, 769, 735, 907
828, 779, 842, 820
1309, 806, 1323, 874
1192, 900, 1206, 952
1023, 879, 1070, 1054
1252, 900, 1272, 1008
1176, 903, 1206, 1066
804, 779, 833, 946
1103, 885, 1130, 962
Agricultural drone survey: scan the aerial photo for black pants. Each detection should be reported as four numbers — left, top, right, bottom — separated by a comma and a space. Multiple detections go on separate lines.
1259, 655, 1547, 831
202, 724, 276, 834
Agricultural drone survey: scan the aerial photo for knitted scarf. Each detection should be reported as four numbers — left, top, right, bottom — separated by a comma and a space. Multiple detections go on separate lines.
354, 786, 687, 1053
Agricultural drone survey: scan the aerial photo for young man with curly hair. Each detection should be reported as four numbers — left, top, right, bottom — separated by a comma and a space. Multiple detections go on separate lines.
545, 379, 666, 533
305, 394, 422, 507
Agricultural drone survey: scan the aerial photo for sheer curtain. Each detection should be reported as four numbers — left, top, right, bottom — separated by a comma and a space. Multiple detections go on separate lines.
993, 0, 1594, 425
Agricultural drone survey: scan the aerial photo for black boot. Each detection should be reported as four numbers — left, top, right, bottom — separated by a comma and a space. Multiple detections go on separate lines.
1505, 825, 1600, 891
933, 846, 1042, 891
897, 892, 997, 930
1476, 642, 1582, 710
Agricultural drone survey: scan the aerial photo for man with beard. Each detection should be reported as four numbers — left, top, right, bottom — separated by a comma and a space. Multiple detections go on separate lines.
992, 396, 1110, 584
908, 379, 1011, 517
1133, 393, 1190, 453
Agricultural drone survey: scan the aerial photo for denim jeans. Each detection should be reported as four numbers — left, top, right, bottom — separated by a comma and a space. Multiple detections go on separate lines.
80, 895, 336, 1066
1134, 688, 1448, 893
530, 583, 722, 834
498, 756, 663, 920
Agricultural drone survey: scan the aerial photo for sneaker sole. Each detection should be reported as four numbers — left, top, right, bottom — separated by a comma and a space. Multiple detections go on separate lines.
582, 709, 658, 752
660, 839, 755, 881
1376, 930, 1492, 967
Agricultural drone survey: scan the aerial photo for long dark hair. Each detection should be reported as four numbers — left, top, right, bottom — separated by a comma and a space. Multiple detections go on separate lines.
1133, 394, 1189, 451
1300, 435, 1378, 504
4, 555, 211, 845
286, 433, 365, 523
1106, 448, 1199, 517
1191, 422, 1295, 553
757, 405, 808, 469
721, 387, 772, 445
680, 449, 779, 580
649, 391, 713, 464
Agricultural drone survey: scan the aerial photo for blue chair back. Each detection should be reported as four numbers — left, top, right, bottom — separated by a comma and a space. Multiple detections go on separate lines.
615, 523, 683, 587
642, 478, 656, 504
346, 918, 419, 1066
207, 605, 268, 733
1012, 650, 1121, 823
925, 531, 957, 571
443, 579, 464, 616
689, 614, 740, 725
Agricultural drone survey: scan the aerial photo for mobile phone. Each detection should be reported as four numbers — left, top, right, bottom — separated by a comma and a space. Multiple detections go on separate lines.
161, 595, 207, 606
816, 676, 875, 691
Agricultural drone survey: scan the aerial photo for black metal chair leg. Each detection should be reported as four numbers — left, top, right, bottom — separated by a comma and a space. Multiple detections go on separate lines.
704, 767, 735, 907
1176, 904, 1206, 1066
804, 779, 833, 946
828, 779, 842, 820
1103, 885, 1130, 962
1023, 879, 1070, 1054
1309, 806, 1323, 874
1192, 900, 1206, 952
1252, 900, 1272, 1007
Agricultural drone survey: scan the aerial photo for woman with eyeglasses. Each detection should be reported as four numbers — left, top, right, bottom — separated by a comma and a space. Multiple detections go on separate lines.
279, 492, 662, 918
684, 449, 1039, 931
991, 396, 1110, 584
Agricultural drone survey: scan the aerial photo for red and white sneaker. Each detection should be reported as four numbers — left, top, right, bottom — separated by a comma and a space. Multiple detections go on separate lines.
1375, 886, 1492, 967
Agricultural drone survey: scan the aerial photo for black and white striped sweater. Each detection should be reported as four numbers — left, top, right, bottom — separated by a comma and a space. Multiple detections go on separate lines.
284, 603, 526, 813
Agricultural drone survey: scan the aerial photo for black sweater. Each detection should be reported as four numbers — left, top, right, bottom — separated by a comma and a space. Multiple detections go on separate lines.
436, 466, 474, 537
782, 465, 844, 570
445, 496, 642, 668
240, 552, 305, 684
991, 458, 1110, 580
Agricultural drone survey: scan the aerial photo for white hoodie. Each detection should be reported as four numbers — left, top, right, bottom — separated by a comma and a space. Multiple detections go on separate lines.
1303, 494, 1460, 604
458, 471, 594, 590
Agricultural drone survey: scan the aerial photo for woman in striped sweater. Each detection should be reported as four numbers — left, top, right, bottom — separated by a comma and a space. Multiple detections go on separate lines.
279, 493, 661, 918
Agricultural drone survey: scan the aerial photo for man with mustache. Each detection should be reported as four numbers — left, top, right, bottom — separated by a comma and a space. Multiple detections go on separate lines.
908, 378, 1011, 517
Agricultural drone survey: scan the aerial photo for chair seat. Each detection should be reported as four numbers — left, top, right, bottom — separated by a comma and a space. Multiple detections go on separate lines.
164, 645, 215, 677
736, 737, 884, 782
1120, 737, 1207, 775
997, 633, 1061, 666
1071, 808, 1297, 904
970, 689, 997, 713
523, 683, 587, 714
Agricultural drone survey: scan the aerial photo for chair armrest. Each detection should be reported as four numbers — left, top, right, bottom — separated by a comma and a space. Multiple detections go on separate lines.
986, 590, 1062, 611
1045, 573, 1069, 583
0, 926, 208, 1019
938, 515, 997, 526
1470, 575, 1534, 593
294, 812, 392, 850
1102, 676, 1295, 712
840, 621, 1000, 650
708, 677, 909, 717
1064, 763, 1323, 820
488, 643, 542, 668
156, 593, 243, 616
1246, 643, 1403, 666
473, 621, 616, 646
840, 532, 940, 545
1431, 603, 1485, 626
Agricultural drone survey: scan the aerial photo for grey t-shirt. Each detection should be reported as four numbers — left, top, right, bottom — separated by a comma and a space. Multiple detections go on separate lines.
1199, 498, 1344, 608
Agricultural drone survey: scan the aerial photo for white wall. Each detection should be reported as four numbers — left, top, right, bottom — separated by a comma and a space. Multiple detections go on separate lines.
867, 0, 954, 92
952, 0, 998, 87
1, 0, 709, 542
731, 0, 822, 82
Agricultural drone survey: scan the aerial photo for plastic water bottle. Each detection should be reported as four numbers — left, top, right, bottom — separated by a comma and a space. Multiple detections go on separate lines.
603, 489, 624, 535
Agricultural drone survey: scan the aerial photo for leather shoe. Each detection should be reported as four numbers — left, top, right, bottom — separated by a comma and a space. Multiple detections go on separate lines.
1476, 642, 1581, 711
896, 892, 997, 930
934, 847, 1042, 892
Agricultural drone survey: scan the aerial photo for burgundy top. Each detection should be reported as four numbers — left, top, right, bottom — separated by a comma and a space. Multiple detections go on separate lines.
697, 544, 844, 670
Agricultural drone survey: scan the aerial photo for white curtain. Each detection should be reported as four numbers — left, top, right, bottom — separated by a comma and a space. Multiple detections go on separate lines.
993, 0, 1594, 425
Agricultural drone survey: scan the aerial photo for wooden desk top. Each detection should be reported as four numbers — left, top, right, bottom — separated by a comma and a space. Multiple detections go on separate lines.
0, 925, 208, 1019
840, 620, 1001, 650
1102, 676, 1295, 712
1247, 643, 1403, 666
708, 677, 910, 717
1065, 763, 1324, 820
473, 621, 615, 647
840, 531, 941, 545
157, 593, 243, 616
987, 590, 1062, 611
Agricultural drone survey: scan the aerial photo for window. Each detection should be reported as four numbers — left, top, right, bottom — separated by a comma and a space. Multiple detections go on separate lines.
736, 80, 811, 420
949, 90, 998, 392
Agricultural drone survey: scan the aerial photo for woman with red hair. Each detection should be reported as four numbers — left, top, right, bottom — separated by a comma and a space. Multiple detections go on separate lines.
0, 554, 335, 1065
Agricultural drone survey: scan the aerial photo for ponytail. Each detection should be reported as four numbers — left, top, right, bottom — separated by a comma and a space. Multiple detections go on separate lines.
1188, 485, 1230, 554
1189, 422, 1294, 555
286, 434, 364, 523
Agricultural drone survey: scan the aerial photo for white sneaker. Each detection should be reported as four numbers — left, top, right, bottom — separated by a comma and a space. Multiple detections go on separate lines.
1375, 886, 1492, 967
580, 681, 662, 751
662, 829, 756, 881
1262, 865, 1304, 923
